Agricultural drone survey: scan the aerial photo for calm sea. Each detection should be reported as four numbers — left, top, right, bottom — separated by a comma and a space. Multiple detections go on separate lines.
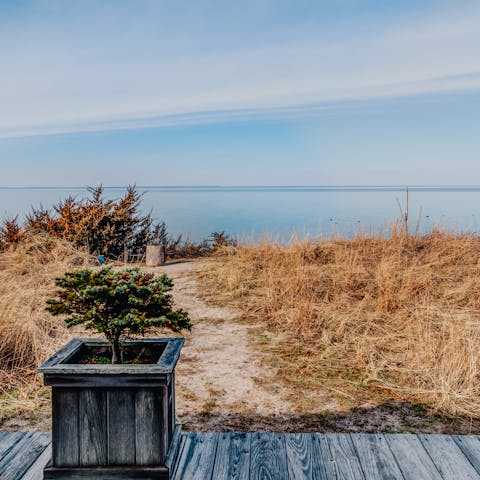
0, 186, 479, 241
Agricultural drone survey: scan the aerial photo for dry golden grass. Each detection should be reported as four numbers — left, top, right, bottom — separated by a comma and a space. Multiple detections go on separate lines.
0, 233, 93, 424
201, 226, 480, 419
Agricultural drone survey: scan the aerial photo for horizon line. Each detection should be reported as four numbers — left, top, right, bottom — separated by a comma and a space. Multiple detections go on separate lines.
2, 184, 480, 190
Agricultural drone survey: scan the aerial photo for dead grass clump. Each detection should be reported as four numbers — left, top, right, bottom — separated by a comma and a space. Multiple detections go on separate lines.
0, 233, 93, 404
202, 229, 480, 418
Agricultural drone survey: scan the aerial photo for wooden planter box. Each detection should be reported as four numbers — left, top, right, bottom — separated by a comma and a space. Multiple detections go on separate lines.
38, 337, 184, 480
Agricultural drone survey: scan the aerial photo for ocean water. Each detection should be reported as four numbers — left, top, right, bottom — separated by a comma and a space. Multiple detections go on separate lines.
0, 186, 479, 241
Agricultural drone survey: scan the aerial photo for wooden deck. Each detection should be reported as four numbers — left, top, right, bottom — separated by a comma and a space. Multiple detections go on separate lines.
2, 431, 480, 479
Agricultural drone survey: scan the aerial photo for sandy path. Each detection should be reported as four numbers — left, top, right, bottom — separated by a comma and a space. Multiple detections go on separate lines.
151, 260, 290, 430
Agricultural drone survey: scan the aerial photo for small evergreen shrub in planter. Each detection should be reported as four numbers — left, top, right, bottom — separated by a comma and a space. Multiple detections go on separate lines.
39, 267, 191, 480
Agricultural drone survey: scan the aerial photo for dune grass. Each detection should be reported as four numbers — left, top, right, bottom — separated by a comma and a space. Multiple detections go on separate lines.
0, 234, 93, 425
2, 226, 480, 430
200, 226, 480, 421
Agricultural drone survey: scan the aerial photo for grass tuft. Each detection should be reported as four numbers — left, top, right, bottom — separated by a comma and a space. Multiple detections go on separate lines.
0, 233, 93, 424
201, 225, 480, 419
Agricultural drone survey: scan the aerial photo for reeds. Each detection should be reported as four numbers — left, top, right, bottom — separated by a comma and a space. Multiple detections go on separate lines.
0, 233, 93, 401
203, 226, 480, 418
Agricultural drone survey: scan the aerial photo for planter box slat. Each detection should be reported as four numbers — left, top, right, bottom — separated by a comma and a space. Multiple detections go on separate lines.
107, 390, 136, 465
44, 375, 169, 388
52, 389, 79, 467
79, 389, 108, 466
41, 339, 83, 370
157, 340, 183, 371
167, 373, 175, 441
135, 389, 165, 465
44, 462, 169, 480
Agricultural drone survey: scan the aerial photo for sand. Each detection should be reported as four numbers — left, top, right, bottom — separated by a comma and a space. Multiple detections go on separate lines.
150, 260, 290, 431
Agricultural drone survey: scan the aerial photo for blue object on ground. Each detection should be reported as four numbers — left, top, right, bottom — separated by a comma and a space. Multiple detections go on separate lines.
98, 255, 106, 265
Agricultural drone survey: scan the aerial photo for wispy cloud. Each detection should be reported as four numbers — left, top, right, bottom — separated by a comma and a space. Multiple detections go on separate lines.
1, 0, 479, 138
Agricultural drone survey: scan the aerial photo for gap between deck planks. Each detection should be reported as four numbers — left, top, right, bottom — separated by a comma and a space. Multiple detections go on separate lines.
2, 431, 480, 479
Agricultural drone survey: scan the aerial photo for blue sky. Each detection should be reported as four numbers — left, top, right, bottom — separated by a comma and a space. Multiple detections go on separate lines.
0, 0, 479, 186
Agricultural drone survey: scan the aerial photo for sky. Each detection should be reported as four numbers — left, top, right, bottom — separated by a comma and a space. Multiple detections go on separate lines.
0, 0, 479, 186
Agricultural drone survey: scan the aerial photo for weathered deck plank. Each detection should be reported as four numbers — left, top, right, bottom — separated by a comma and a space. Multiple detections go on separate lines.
21, 443, 51, 480
287, 433, 335, 480
313, 433, 340, 479
350, 433, 404, 480
385, 433, 441, 480
212, 432, 250, 480
419, 434, 480, 480
0, 432, 50, 480
2, 431, 480, 479
324, 433, 366, 479
453, 435, 480, 475
250, 432, 288, 480
173, 432, 218, 479
285, 433, 316, 479
0, 432, 26, 461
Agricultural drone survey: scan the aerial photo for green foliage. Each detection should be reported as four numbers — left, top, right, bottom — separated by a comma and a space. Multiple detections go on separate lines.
46, 267, 191, 363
